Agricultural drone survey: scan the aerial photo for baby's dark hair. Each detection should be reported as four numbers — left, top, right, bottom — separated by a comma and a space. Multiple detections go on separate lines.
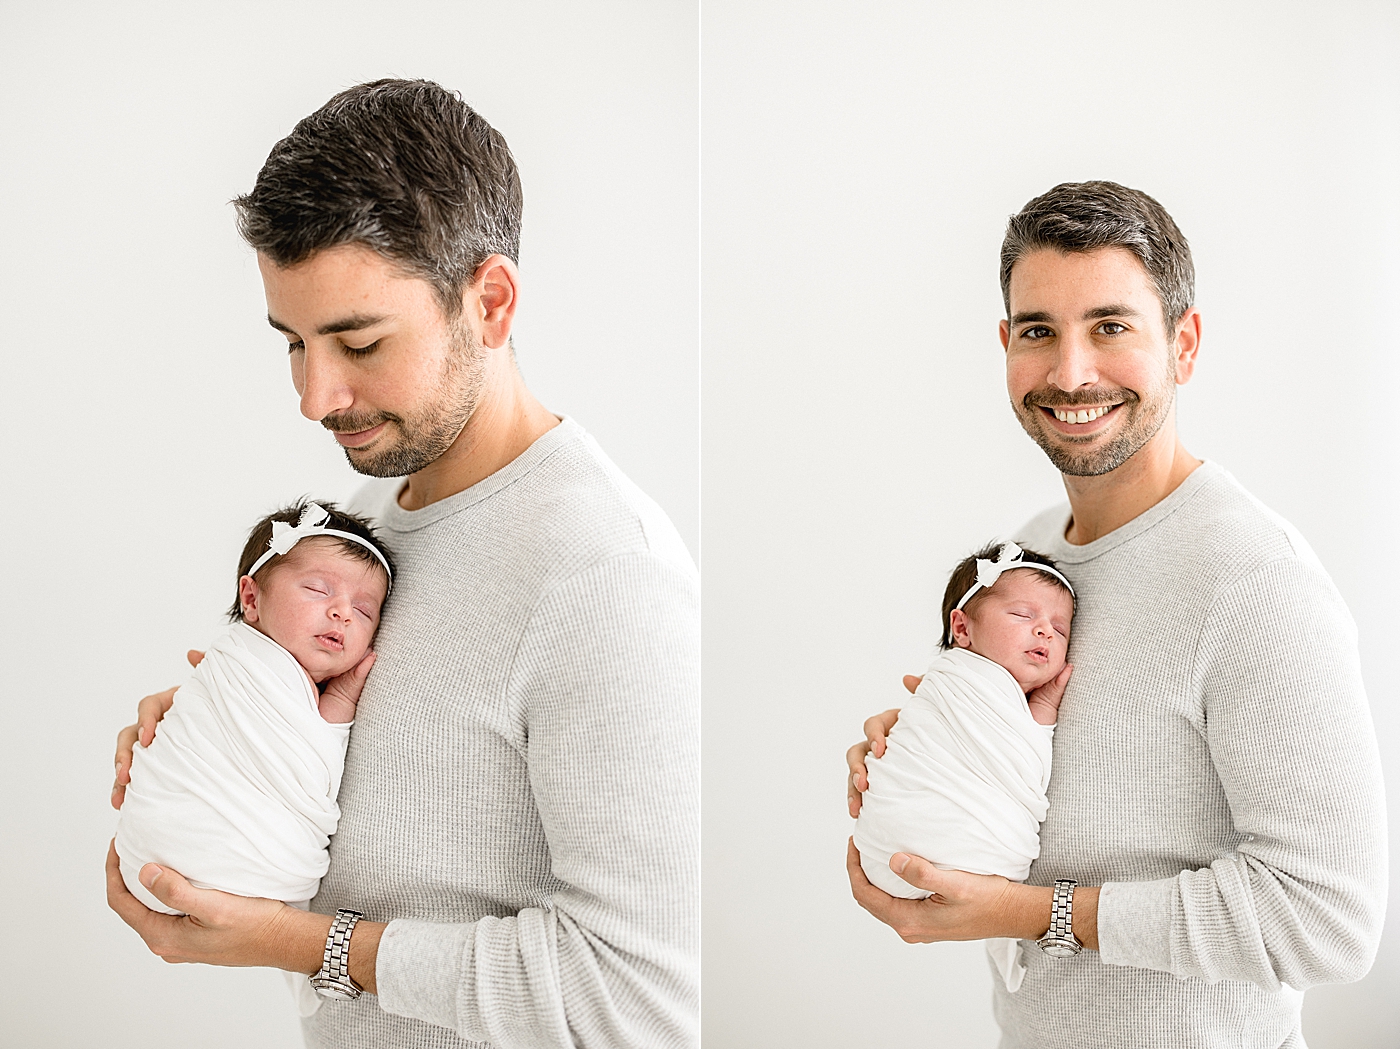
939, 541, 1075, 649
228, 499, 396, 622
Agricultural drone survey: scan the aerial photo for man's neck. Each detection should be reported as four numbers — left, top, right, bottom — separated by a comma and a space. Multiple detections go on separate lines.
397, 358, 559, 511
1060, 420, 1202, 546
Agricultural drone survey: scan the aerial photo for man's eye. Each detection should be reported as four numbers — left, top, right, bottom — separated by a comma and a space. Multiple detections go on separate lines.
287, 339, 305, 353
343, 340, 381, 357
1020, 326, 1053, 340
1097, 321, 1127, 335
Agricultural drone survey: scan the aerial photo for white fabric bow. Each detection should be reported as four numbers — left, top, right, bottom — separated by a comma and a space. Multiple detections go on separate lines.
268, 503, 333, 556
975, 542, 1026, 591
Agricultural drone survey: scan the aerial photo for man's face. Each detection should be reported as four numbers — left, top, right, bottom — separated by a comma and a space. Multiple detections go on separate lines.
259, 244, 486, 478
999, 247, 1194, 477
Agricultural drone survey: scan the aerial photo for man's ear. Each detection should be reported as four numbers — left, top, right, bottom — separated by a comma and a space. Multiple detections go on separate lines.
998, 319, 1011, 352
1173, 307, 1202, 385
238, 575, 261, 624
464, 254, 521, 350
948, 608, 974, 649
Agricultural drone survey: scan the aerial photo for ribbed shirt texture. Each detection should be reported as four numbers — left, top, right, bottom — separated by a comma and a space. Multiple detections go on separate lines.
301, 418, 699, 1049
992, 462, 1387, 1047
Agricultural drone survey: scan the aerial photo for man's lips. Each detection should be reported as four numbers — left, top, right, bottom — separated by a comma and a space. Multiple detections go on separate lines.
332, 422, 387, 448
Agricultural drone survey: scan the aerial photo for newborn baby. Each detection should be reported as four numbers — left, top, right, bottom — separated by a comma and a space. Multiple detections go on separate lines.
115, 500, 393, 919
852, 541, 1074, 991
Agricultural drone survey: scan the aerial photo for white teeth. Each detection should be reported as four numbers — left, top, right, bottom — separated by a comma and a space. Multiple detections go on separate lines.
1054, 405, 1114, 422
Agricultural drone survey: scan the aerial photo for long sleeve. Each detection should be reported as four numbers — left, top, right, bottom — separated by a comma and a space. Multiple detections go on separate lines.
1097, 557, 1388, 989
371, 551, 700, 1047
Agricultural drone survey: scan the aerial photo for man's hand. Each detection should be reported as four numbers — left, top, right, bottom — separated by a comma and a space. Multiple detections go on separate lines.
845, 674, 920, 818
106, 839, 312, 967
106, 842, 387, 989
112, 650, 204, 810
845, 838, 1100, 948
1026, 664, 1073, 727
318, 651, 376, 724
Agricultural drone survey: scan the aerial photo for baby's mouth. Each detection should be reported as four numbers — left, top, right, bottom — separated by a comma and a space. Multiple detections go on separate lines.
1027, 646, 1050, 664
316, 632, 345, 651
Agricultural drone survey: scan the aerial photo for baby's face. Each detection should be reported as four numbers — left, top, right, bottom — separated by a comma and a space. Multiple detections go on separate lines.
240, 538, 389, 683
952, 569, 1073, 692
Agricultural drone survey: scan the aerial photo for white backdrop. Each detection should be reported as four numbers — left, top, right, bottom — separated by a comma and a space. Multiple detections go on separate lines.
0, 2, 695, 1046
702, 2, 1399, 1047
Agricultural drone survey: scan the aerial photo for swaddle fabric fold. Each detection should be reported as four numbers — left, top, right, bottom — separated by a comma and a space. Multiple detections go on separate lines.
853, 646, 1054, 991
115, 622, 350, 914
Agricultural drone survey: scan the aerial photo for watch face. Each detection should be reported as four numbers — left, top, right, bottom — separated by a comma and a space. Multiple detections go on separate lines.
310, 977, 360, 1001
1041, 935, 1080, 963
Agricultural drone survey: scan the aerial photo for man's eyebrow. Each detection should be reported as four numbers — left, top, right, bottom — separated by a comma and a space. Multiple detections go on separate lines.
1009, 311, 1052, 325
1082, 303, 1140, 321
266, 313, 390, 336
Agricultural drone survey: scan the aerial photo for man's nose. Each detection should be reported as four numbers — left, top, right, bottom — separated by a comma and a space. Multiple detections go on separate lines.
1046, 331, 1099, 392
296, 344, 355, 422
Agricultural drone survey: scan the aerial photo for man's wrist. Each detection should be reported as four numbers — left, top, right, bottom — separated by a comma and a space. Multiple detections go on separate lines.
275, 907, 384, 994
1003, 882, 1100, 949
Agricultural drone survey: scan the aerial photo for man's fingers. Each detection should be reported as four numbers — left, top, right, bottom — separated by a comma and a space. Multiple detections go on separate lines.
845, 740, 871, 816
186, 649, 205, 668
112, 724, 139, 809
136, 687, 177, 748
863, 708, 901, 759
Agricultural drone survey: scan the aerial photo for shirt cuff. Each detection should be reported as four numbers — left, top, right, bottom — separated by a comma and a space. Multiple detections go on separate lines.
375, 918, 472, 1030
1097, 878, 1176, 972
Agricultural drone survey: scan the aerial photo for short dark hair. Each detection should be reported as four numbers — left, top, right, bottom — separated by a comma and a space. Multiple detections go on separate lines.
939, 541, 1074, 649
233, 78, 522, 318
999, 181, 1194, 333
229, 499, 396, 622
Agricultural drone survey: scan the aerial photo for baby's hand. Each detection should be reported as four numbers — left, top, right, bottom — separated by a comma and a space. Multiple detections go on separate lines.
1026, 664, 1073, 726
318, 652, 376, 724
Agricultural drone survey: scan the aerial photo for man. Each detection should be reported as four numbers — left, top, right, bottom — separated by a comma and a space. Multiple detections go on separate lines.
108, 79, 699, 1049
846, 181, 1385, 1046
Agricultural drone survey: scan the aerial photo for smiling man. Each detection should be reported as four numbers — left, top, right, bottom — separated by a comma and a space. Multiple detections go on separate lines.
108, 80, 699, 1049
846, 182, 1386, 1047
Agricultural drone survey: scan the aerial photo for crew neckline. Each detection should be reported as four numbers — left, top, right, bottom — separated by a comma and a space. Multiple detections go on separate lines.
374, 416, 580, 533
1033, 460, 1222, 564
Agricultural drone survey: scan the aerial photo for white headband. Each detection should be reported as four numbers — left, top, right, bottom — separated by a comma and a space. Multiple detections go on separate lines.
948, 542, 1073, 643
248, 503, 393, 590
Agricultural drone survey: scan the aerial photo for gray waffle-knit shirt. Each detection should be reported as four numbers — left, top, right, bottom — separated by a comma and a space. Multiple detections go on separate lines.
302, 418, 699, 1049
991, 461, 1387, 1047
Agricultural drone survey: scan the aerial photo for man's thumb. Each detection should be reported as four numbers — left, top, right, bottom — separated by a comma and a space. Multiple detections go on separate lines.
139, 863, 190, 912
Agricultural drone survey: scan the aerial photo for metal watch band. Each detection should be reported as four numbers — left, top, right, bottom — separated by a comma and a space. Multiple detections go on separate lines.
310, 908, 364, 1000
1048, 879, 1075, 938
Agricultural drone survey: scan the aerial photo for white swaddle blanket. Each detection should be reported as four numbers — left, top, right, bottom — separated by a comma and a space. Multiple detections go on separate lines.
853, 646, 1054, 992
115, 622, 349, 1010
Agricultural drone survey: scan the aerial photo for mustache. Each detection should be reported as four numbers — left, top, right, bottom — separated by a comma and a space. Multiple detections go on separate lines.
320, 410, 402, 434
1022, 388, 1138, 411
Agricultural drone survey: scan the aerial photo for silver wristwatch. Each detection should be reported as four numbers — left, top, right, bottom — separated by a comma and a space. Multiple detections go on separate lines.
309, 908, 364, 1000
1035, 879, 1082, 958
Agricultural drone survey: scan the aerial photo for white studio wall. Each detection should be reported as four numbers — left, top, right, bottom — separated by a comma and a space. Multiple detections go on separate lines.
702, 2, 1399, 1047
0, 3, 696, 1046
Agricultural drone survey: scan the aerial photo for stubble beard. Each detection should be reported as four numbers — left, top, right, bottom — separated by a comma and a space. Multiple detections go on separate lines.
322, 320, 490, 479
1014, 365, 1176, 478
